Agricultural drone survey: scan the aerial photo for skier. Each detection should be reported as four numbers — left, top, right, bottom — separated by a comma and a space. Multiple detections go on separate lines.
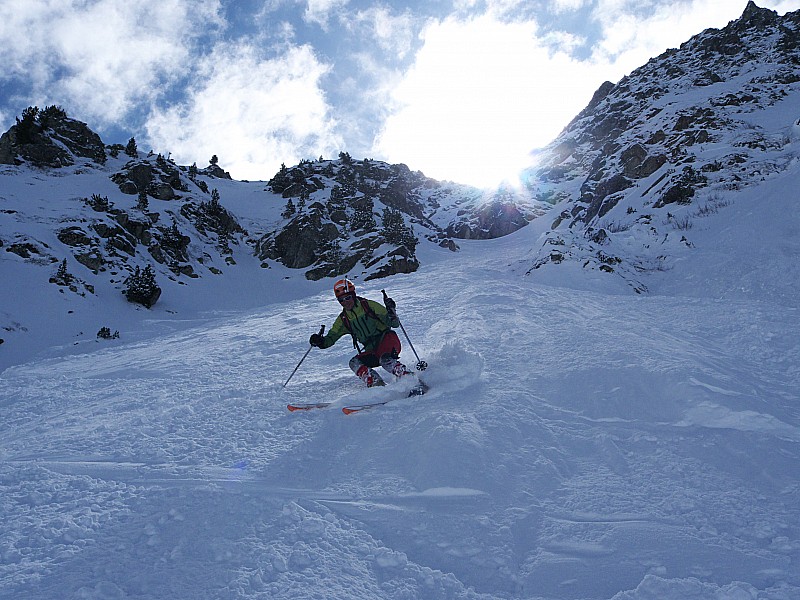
309, 279, 413, 388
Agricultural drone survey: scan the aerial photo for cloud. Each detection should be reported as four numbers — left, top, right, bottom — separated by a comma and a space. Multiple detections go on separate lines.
549, 0, 589, 12
770, 0, 800, 12
374, 0, 800, 187
0, 0, 222, 124
349, 5, 416, 59
590, 0, 800, 78
303, 0, 350, 29
145, 41, 341, 181
373, 13, 598, 187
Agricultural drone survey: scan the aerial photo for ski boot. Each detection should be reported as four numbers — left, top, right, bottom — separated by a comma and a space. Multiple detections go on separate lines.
357, 365, 385, 388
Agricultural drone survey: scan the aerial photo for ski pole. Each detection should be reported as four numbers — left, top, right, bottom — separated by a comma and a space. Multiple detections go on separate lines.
283, 325, 325, 387
382, 290, 427, 371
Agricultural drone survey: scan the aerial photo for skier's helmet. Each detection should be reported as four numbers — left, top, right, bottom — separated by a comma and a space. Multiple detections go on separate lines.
334, 279, 356, 299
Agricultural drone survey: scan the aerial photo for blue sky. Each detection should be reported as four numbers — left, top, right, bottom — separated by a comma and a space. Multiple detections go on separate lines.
1, 0, 798, 187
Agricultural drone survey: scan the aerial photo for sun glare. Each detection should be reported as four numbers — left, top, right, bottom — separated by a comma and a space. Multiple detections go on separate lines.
375, 14, 593, 189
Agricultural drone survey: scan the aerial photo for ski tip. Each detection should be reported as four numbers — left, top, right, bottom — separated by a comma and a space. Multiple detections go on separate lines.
342, 406, 358, 415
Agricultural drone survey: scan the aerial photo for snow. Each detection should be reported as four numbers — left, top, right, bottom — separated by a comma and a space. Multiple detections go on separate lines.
2, 153, 799, 599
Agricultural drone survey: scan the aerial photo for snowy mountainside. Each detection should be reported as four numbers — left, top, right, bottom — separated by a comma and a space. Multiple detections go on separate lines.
256, 156, 543, 281
4, 2, 799, 371
521, 1, 800, 293
1, 3, 799, 596
0, 152, 270, 372
0, 131, 543, 372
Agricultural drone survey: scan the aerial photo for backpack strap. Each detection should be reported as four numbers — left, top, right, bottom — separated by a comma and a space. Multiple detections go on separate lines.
339, 308, 356, 349
340, 297, 379, 350
359, 297, 378, 320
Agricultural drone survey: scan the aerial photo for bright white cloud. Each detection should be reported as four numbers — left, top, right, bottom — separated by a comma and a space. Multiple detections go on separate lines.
303, 0, 350, 29
145, 42, 341, 181
374, 14, 598, 188
0, 0, 222, 124
592, 0, 800, 81
374, 0, 800, 188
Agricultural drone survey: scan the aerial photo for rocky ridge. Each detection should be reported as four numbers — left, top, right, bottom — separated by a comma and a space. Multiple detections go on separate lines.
256, 155, 541, 281
0, 106, 106, 168
2, 0, 796, 315
521, 1, 800, 292
0, 109, 545, 315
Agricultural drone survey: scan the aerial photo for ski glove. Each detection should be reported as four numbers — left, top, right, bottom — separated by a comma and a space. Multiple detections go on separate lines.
309, 333, 325, 348
384, 296, 396, 312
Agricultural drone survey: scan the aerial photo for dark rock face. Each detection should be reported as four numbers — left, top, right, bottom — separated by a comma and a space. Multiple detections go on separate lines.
0, 109, 105, 167
258, 155, 547, 280
0, 105, 545, 284
200, 163, 232, 180
47, 116, 107, 165
526, 1, 799, 227
446, 201, 528, 240
57, 227, 94, 248
263, 211, 339, 270
111, 157, 189, 199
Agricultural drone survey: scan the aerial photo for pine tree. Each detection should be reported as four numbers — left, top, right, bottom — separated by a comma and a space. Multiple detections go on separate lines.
125, 137, 138, 157
15, 107, 40, 144
54, 258, 73, 284
38, 105, 66, 129
381, 207, 417, 251
56, 258, 69, 280
282, 198, 296, 219
351, 198, 376, 231
123, 265, 161, 308
137, 188, 149, 211
209, 188, 222, 212
97, 326, 119, 340
89, 193, 109, 211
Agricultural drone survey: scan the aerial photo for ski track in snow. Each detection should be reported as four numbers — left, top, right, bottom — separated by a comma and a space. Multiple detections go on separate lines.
2, 246, 799, 600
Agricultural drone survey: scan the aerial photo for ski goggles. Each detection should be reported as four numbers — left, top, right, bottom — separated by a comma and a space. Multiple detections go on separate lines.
337, 293, 354, 303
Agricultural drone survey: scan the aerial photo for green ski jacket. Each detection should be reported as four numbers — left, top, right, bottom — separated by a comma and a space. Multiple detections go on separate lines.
320, 297, 399, 351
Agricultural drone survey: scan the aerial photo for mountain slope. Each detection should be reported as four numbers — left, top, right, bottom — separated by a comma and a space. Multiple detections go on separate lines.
522, 1, 800, 293
1, 166, 798, 597
0, 130, 543, 372
3, 4, 798, 371
1, 4, 799, 598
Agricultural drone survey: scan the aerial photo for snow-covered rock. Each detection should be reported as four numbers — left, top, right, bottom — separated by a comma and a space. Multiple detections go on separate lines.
522, 2, 800, 293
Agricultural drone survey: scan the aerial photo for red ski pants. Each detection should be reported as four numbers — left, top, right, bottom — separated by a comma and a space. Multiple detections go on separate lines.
350, 331, 401, 370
